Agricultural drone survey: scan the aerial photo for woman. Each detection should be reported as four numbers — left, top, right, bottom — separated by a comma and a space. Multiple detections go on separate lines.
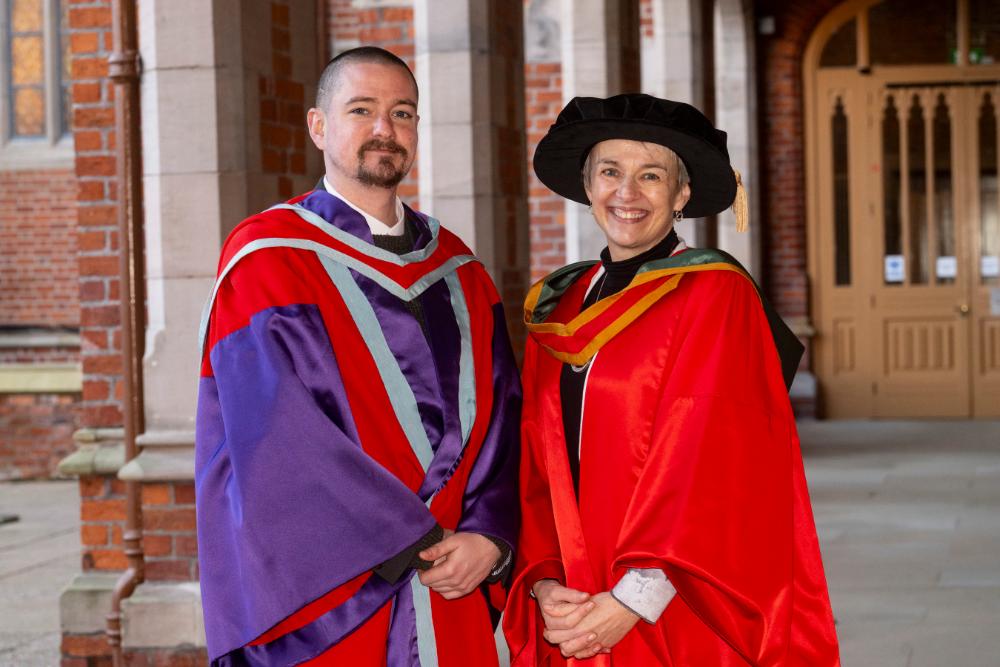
503, 94, 840, 666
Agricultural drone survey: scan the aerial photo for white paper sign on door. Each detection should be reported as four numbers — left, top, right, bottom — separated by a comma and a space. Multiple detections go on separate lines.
936, 256, 957, 279
884, 255, 905, 283
983, 255, 1000, 278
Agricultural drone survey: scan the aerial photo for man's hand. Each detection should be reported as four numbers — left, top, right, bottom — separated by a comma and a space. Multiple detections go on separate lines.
417, 532, 501, 599
533, 580, 599, 654
554, 592, 640, 659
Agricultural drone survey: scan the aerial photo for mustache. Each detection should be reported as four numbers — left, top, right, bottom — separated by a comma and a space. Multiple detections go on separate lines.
358, 139, 407, 157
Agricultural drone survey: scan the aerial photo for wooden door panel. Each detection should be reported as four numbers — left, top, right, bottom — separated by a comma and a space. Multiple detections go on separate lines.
970, 85, 1000, 417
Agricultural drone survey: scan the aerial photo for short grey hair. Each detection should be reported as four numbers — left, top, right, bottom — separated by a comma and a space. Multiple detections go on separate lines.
581, 144, 690, 189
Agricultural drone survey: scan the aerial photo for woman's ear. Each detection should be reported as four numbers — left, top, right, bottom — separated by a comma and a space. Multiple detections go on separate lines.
674, 182, 692, 213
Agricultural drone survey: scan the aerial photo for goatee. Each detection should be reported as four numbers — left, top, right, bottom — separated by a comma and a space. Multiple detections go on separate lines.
356, 139, 408, 188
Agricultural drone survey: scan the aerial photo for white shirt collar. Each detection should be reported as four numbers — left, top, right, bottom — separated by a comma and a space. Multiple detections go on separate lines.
322, 176, 405, 237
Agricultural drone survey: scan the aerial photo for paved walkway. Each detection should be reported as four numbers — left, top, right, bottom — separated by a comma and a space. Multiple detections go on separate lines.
0, 478, 78, 667
1, 421, 999, 666
799, 420, 1000, 667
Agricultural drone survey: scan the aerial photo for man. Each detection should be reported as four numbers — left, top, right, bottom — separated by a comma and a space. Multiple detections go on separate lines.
195, 47, 520, 666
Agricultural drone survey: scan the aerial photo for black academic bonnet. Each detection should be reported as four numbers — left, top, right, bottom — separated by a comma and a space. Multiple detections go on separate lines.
532, 93, 739, 219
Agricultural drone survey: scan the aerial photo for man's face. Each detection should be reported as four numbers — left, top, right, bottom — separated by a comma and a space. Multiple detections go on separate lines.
307, 62, 418, 190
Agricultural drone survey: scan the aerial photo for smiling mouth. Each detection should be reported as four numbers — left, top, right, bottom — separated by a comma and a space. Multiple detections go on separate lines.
609, 207, 648, 221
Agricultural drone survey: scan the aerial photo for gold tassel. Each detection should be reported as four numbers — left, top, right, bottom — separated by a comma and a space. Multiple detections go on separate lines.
732, 168, 749, 233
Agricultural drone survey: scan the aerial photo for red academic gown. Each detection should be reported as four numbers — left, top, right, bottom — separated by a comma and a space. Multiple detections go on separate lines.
504, 257, 840, 666
197, 192, 518, 667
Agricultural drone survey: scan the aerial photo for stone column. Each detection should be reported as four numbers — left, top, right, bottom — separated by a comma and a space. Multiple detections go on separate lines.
560, 0, 640, 262
714, 0, 759, 275
115, 0, 321, 657
641, 0, 712, 246
414, 0, 530, 337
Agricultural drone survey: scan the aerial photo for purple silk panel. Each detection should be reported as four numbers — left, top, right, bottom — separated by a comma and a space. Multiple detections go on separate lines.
455, 302, 521, 549
196, 303, 437, 662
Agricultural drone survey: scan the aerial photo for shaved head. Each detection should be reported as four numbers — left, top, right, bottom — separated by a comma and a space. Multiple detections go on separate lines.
316, 46, 418, 110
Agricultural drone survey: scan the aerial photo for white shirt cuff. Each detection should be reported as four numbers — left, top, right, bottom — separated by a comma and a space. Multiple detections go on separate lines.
610, 568, 676, 623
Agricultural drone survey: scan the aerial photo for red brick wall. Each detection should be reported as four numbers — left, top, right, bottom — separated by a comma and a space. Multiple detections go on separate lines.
60, 3, 122, 663
61, 633, 112, 667
68, 0, 124, 430
640, 0, 653, 38
755, 0, 840, 318
261, 1, 308, 200
0, 132, 79, 483
79, 475, 127, 571
0, 393, 78, 479
525, 61, 565, 282
141, 482, 198, 581
0, 343, 79, 479
123, 648, 207, 666
0, 170, 79, 325
325, 0, 418, 204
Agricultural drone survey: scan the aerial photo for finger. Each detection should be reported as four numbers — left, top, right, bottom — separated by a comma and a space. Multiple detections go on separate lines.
573, 644, 604, 660
542, 601, 586, 618
558, 633, 597, 658
418, 563, 456, 587
440, 587, 473, 600
548, 586, 591, 605
543, 627, 592, 645
419, 537, 459, 562
559, 600, 596, 628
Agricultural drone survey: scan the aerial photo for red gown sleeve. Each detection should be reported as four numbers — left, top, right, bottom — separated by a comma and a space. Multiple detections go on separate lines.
610, 271, 840, 666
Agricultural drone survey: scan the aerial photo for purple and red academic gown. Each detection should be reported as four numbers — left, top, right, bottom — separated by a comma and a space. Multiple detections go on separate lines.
195, 189, 520, 666
504, 251, 840, 666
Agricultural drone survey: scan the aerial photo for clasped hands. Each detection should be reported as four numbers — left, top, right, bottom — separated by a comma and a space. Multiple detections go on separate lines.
417, 529, 501, 599
532, 579, 641, 660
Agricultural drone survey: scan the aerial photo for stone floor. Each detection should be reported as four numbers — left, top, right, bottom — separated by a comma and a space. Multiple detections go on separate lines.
0, 478, 79, 667
0, 420, 999, 666
799, 420, 1000, 667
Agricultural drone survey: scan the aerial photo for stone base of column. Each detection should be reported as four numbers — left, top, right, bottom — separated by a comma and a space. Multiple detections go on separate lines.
59, 572, 119, 666
121, 581, 206, 660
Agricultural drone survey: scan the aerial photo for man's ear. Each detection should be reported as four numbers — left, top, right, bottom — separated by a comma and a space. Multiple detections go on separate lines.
306, 107, 326, 150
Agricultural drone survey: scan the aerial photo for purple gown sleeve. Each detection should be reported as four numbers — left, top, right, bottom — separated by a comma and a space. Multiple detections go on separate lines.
196, 303, 437, 660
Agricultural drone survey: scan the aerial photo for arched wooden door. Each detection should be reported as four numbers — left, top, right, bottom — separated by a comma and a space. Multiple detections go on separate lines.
806, 0, 1000, 417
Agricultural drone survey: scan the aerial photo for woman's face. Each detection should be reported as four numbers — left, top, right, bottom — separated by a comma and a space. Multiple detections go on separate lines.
583, 139, 691, 262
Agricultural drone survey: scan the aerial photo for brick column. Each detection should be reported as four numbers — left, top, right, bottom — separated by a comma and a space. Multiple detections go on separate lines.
524, 0, 566, 282
57, 2, 125, 664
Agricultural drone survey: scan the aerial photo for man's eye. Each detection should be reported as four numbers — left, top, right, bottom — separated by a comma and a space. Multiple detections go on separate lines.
641, 172, 661, 181
349, 107, 370, 115
393, 110, 414, 119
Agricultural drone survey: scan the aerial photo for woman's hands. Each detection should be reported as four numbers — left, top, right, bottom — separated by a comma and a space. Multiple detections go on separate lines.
417, 531, 501, 599
533, 581, 641, 659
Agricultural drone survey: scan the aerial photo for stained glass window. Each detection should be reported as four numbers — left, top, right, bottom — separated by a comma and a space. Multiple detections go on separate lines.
3, 0, 70, 144
7, 0, 46, 137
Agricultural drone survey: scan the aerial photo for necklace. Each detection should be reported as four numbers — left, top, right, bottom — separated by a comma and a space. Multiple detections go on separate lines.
569, 273, 608, 373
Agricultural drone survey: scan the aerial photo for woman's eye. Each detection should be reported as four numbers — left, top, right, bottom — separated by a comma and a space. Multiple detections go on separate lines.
601, 168, 619, 177
641, 172, 661, 181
